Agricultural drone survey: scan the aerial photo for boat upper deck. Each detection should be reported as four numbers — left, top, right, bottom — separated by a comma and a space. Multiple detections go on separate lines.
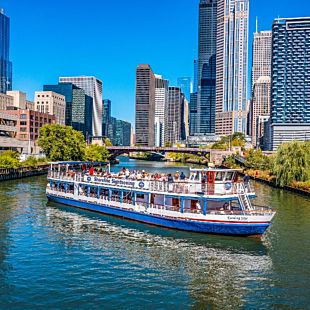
48, 162, 254, 197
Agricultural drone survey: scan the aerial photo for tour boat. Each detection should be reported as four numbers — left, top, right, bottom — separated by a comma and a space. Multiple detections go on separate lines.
46, 162, 276, 237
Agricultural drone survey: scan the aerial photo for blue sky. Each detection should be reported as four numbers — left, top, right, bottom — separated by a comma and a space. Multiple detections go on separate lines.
1, 0, 309, 124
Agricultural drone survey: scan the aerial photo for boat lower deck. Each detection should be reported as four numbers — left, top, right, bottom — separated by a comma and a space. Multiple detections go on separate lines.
46, 189, 273, 236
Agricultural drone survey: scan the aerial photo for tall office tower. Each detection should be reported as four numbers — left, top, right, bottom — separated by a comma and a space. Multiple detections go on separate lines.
154, 75, 168, 147
270, 17, 310, 150
250, 77, 270, 146
107, 116, 117, 145
135, 64, 155, 146
216, 0, 249, 135
189, 92, 198, 135
177, 77, 192, 101
181, 96, 189, 140
115, 119, 132, 146
34, 91, 66, 125
0, 9, 12, 94
248, 30, 272, 145
251, 30, 272, 88
193, 60, 198, 93
102, 99, 111, 136
59, 76, 103, 137
196, 0, 217, 135
165, 87, 182, 145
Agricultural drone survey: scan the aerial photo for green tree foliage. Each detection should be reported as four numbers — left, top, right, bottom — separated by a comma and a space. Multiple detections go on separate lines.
104, 138, 113, 146
84, 144, 110, 162
231, 132, 246, 147
273, 141, 310, 187
22, 156, 39, 168
38, 124, 86, 161
0, 151, 20, 169
245, 149, 273, 170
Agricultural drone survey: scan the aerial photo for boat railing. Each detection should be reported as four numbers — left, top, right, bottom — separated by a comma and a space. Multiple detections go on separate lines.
48, 170, 255, 196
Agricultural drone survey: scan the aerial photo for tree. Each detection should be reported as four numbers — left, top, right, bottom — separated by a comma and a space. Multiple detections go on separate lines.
0, 151, 21, 169
232, 132, 246, 147
84, 144, 110, 162
245, 148, 273, 170
38, 124, 86, 161
273, 141, 310, 187
104, 138, 113, 146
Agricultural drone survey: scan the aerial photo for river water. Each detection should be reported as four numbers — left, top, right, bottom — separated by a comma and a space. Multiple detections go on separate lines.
0, 158, 309, 309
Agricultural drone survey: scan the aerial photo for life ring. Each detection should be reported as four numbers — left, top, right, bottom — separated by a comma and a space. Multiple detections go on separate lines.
139, 181, 145, 188
224, 182, 232, 190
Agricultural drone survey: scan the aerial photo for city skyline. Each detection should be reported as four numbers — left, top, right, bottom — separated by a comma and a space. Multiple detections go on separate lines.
2, 0, 309, 125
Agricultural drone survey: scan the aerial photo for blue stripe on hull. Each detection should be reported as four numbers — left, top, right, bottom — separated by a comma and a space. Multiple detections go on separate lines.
47, 194, 269, 236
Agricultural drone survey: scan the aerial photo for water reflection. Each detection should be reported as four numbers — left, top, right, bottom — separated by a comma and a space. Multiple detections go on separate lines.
46, 202, 272, 309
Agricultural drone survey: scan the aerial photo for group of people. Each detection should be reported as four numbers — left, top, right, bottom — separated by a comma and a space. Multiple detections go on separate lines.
85, 166, 187, 182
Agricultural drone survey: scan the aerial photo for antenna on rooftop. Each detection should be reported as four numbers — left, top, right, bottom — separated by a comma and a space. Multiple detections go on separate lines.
256, 16, 258, 33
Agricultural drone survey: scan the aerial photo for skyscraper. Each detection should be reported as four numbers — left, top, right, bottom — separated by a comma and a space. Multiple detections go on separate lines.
249, 29, 272, 146
216, 0, 249, 135
154, 75, 168, 147
189, 93, 198, 135
0, 9, 12, 93
59, 76, 103, 138
193, 60, 198, 93
102, 99, 111, 136
196, 0, 217, 135
250, 76, 271, 146
177, 77, 192, 102
251, 30, 272, 88
135, 64, 155, 146
270, 17, 310, 150
165, 87, 182, 145
44, 82, 90, 137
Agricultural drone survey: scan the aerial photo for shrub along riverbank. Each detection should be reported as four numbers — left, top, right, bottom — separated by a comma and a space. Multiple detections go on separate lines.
224, 141, 310, 193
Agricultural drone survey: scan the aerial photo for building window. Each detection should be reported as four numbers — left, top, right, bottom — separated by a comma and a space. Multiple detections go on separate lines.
20, 127, 27, 132
20, 114, 27, 119
20, 121, 27, 126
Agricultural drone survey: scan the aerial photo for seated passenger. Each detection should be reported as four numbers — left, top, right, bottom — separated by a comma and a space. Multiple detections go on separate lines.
180, 171, 186, 180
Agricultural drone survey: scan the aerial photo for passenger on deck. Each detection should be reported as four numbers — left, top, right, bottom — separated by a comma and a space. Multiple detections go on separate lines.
167, 174, 173, 182
180, 171, 186, 180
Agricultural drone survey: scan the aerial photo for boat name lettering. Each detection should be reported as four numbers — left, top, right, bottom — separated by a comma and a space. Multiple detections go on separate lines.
84, 176, 136, 187
227, 216, 248, 221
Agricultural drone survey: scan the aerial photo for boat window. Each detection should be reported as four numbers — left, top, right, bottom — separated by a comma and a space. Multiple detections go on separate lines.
137, 194, 144, 199
215, 172, 224, 181
195, 173, 200, 181
225, 172, 234, 181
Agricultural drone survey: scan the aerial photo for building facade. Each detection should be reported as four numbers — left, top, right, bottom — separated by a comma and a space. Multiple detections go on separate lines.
154, 75, 168, 147
251, 30, 272, 88
59, 76, 103, 138
189, 92, 198, 135
216, 0, 249, 135
3, 109, 55, 141
250, 76, 271, 146
270, 17, 310, 150
196, 0, 217, 135
0, 9, 12, 94
135, 64, 155, 146
102, 99, 111, 137
0, 92, 13, 110
165, 87, 182, 145
115, 119, 131, 146
177, 77, 192, 102
34, 91, 66, 125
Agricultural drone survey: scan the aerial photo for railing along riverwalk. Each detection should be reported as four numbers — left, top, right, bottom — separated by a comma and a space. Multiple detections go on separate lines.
0, 164, 49, 182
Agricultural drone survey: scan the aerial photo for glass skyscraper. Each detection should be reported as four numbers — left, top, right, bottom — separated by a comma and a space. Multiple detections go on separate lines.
177, 77, 192, 102
196, 0, 217, 135
0, 9, 12, 94
59, 76, 103, 138
43, 82, 92, 139
215, 0, 249, 135
270, 17, 310, 150
102, 99, 111, 137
